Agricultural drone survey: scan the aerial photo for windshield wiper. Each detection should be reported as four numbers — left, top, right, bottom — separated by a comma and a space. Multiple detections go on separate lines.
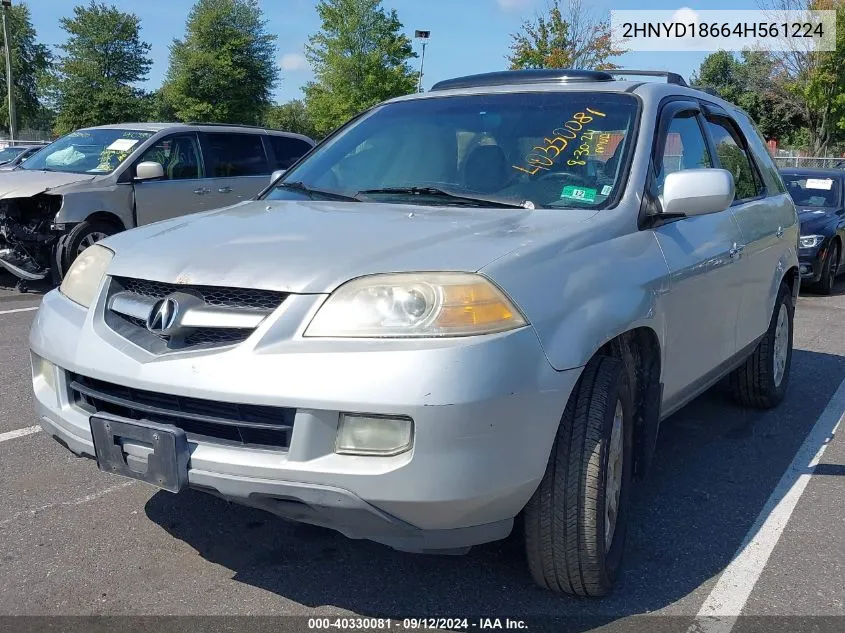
275, 180, 360, 202
356, 186, 536, 209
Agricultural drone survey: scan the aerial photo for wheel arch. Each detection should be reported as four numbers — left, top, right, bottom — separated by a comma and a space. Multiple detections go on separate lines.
596, 327, 662, 481
83, 211, 126, 231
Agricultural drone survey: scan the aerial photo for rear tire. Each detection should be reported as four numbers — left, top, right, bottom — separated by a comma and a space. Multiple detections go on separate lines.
729, 282, 794, 409
817, 242, 839, 296
523, 355, 634, 596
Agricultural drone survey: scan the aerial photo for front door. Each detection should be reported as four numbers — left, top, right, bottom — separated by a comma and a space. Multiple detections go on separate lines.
133, 133, 209, 226
652, 110, 746, 407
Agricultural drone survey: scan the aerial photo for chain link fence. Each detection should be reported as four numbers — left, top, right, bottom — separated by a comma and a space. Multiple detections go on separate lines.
773, 155, 844, 170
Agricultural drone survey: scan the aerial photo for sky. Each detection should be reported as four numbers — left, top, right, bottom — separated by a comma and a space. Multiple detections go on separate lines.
26, 0, 762, 103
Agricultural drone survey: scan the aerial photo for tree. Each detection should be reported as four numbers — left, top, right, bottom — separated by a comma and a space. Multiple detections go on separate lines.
507, 0, 625, 71
51, 2, 151, 136
264, 99, 317, 138
757, 0, 845, 153
0, 3, 51, 134
692, 50, 805, 143
304, 0, 417, 138
161, 0, 278, 124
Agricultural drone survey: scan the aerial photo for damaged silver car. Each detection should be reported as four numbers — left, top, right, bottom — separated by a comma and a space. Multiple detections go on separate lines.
0, 123, 315, 289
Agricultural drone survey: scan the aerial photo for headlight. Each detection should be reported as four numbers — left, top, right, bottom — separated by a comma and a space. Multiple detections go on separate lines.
304, 272, 527, 338
59, 244, 113, 308
800, 235, 825, 249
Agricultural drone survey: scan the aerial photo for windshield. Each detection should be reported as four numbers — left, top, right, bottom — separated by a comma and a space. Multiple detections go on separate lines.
784, 175, 840, 208
265, 92, 639, 209
21, 128, 154, 175
0, 147, 26, 162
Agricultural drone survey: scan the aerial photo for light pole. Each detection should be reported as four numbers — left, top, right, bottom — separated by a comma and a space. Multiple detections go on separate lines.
415, 30, 430, 93
1, 0, 14, 144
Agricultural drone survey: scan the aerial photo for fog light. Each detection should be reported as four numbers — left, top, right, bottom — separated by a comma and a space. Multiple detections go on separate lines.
336, 414, 413, 456
31, 352, 57, 394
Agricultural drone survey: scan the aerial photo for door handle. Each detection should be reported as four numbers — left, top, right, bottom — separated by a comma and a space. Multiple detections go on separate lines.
729, 243, 745, 258
218, 187, 233, 194
193, 188, 210, 195
776, 226, 784, 238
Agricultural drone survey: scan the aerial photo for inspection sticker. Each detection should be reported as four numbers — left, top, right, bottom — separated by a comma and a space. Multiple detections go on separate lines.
806, 178, 833, 190
601, 184, 613, 196
561, 185, 597, 202
106, 138, 140, 152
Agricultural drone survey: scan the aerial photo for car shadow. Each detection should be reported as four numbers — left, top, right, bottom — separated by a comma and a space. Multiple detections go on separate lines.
145, 348, 845, 630
799, 275, 845, 297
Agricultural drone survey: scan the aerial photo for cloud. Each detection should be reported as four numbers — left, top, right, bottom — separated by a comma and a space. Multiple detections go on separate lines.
670, 7, 699, 25
497, 0, 532, 11
280, 53, 309, 72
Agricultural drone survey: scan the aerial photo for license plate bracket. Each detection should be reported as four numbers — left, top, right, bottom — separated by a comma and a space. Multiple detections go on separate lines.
90, 414, 189, 493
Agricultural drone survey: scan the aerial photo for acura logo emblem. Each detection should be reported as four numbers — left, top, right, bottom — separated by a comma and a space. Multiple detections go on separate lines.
146, 296, 181, 335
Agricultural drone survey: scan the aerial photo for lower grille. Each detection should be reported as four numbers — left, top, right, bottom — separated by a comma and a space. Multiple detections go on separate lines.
70, 374, 295, 449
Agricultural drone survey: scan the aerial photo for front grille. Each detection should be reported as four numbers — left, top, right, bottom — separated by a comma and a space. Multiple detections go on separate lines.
113, 277, 287, 311
71, 374, 295, 449
105, 277, 288, 353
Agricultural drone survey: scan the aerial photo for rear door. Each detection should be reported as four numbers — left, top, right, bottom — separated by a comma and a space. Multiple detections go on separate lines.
200, 132, 272, 209
132, 133, 208, 225
650, 102, 746, 408
705, 106, 797, 351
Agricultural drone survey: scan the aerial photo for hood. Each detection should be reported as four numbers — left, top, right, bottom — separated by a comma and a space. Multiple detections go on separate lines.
798, 207, 838, 235
105, 199, 595, 294
0, 170, 97, 199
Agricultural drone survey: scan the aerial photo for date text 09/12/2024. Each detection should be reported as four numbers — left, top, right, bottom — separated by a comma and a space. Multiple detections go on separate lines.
307, 618, 529, 630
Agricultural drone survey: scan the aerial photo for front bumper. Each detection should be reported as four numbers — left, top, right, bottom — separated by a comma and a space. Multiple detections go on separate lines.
798, 241, 829, 282
30, 288, 580, 552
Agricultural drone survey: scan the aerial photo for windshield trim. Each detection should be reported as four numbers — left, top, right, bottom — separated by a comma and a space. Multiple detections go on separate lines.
261, 90, 643, 211
20, 128, 154, 176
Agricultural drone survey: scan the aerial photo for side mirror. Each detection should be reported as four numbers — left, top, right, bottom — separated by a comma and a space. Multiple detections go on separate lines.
135, 161, 165, 181
662, 168, 735, 217
271, 169, 286, 184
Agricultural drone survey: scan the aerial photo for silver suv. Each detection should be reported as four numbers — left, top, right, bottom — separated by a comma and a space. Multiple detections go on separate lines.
30, 70, 798, 596
0, 123, 314, 285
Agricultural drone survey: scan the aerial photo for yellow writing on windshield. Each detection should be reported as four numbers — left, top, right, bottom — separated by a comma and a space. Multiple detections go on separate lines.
513, 108, 607, 176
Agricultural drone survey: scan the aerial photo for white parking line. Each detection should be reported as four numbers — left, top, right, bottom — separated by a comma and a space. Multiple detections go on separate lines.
690, 376, 845, 633
0, 306, 39, 316
0, 425, 41, 443
0, 481, 135, 527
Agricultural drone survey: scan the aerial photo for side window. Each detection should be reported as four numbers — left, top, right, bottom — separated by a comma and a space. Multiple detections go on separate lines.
657, 114, 712, 193
206, 133, 270, 177
137, 134, 202, 180
705, 118, 763, 201
734, 110, 786, 194
269, 136, 312, 170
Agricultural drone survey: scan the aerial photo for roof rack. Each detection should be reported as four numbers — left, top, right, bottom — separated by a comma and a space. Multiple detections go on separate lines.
430, 69, 615, 91
184, 122, 268, 130
610, 70, 688, 87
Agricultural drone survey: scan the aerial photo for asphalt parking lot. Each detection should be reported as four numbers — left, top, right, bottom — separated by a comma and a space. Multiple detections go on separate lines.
1, 270, 844, 633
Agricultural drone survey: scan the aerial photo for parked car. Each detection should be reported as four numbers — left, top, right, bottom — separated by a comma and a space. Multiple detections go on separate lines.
0, 123, 315, 286
0, 144, 43, 169
31, 69, 798, 596
781, 168, 845, 294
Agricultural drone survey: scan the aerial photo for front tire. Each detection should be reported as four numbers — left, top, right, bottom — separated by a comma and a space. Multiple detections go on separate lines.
523, 355, 634, 596
729, 282, 794, 409
59, 219, 119, 277
817, 241, 840, 296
